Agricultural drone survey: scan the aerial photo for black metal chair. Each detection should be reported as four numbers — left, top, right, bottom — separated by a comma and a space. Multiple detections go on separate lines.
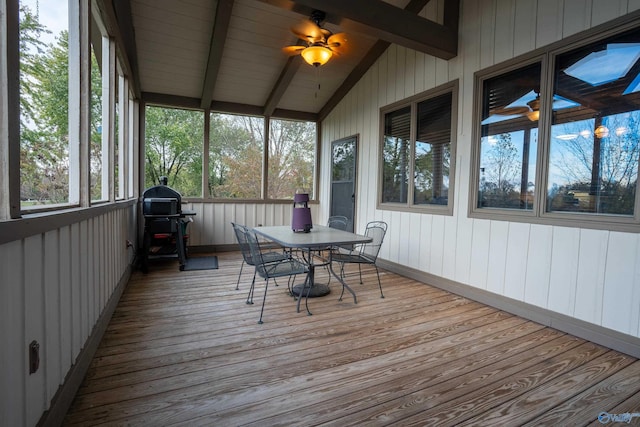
331, 221, 388, 299
244, 228, 311, 324
327, 215, 349, 230
314, 215, 350, 282
231, 222, 290, 291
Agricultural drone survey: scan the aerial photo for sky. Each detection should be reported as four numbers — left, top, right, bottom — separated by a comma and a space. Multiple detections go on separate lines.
21, 0, 68, 44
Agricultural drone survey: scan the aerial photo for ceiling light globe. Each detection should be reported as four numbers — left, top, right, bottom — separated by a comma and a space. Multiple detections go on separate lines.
301, 46, 332, 67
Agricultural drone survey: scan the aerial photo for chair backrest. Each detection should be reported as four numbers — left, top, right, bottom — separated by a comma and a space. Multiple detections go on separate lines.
231, 222, 254, 264
327, 215, 349, 231
359, 221, 388, 261
244, 228, 267, 272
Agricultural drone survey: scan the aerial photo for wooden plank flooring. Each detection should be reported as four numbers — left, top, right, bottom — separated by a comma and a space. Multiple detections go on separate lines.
63, 251, 640, 426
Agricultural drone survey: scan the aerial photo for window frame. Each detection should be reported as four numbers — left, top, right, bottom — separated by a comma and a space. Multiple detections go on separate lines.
470, 18, 640, 232
378, 80, 458, 215
9, 0, 134, 217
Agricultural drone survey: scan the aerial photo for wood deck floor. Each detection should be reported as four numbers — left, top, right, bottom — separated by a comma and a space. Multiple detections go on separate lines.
63, 251, 640, 426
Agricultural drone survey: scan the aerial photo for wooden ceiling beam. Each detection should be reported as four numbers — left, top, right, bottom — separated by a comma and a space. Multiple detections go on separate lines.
263, 52, 303, 117
261, 0, 458, 59
200, 0, 234, 110
319, 0, 434, 121
100, 0, 141, 99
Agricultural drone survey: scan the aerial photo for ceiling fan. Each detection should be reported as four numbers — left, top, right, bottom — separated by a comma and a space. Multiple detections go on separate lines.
282, 10, 347, 67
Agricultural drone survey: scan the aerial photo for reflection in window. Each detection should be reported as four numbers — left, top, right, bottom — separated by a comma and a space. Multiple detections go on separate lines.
549, 29, 640, 216
478, 63, 541, 210
381, 84, 457, 210
382, 107, 411, 203
415, 93, 452, 205
209, 113, 264, 199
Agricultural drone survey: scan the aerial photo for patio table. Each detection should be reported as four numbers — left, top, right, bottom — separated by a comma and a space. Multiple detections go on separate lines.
252, 225, 372, 305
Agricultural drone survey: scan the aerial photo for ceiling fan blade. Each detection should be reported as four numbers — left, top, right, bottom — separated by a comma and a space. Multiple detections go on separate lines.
291, 20, 325, 43
327, 32, 347, 46
282, 45, 305, 56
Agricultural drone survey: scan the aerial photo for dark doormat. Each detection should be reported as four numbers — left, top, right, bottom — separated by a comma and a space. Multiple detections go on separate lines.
181, 256, 219, 271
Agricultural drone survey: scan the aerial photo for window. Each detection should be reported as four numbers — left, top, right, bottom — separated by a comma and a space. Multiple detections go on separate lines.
144, 106, 203, 197
209, 113, 264, 199
380, 81, 457, 213
472, 25, 640, 230
19, 0, 70, 208
268, 118, 316, 199
477, 62, 540, 211
548, 32, 640, 216
91, 15, 108, 202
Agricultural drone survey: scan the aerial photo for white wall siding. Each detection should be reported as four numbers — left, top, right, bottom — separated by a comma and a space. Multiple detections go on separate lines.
0, 206, 135, 426
319, 0, 640, 341
184, 201, 319, 247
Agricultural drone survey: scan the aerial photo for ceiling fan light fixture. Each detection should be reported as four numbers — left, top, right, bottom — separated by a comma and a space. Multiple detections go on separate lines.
301, 45, 332, 67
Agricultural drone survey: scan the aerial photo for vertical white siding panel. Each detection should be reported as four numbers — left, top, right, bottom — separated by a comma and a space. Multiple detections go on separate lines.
630, 0, 640, 12
406, 213, 422, 269
363, 68, 376, 226
404, 48, 415, 98
213, 204, 227, 241
418, 214, 433, 272
574, 228, 608, 325
186, 202, 205, 246
0, 240, 26, 426
547, 226, 580, 316
601, 232, 639, 334
89, 218, 97, 326
79, 220, 88, 340
380, 48, 391, 107
503, 222, 530, 300
70, 223, 82, 355
479, 0, 497, 68
486, 220, 509, 294
59, 226, 72, 370
423, 54, 437, 90
524, 224, 553, 308
562, 0, 592, 37
441, 216, 458, 280
414, 52, 426, 94
574, 230, 609, 325
203, 203, 217, 244
469, 219, 491, 289
385, 211, 402, 263
536, 0, 564, 48
435, 59, 449, 86
43, 230, 62, 403
430, 215, 445, 276
392, 46, 404, 102
494, 0, 516, 63
591, 0, 627, 25
455, 218, 474, 285
224, 204, 236, 241
24, 235, 46, 425
93, 218, 101, 314
513, 0, 537, 56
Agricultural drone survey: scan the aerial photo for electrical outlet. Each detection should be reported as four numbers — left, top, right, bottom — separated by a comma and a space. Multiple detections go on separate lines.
29, 340, 39, 374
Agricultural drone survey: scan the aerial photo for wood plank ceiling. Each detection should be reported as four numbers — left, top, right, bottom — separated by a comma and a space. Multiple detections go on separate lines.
108, 0, 459, 121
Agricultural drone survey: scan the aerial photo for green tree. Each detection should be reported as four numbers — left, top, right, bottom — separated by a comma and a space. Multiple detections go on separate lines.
480, 133, 521, 208
209, 114, 263, 198
19, 4, 69, 204
144, 106, 203, 196
268, 119, 315, 198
